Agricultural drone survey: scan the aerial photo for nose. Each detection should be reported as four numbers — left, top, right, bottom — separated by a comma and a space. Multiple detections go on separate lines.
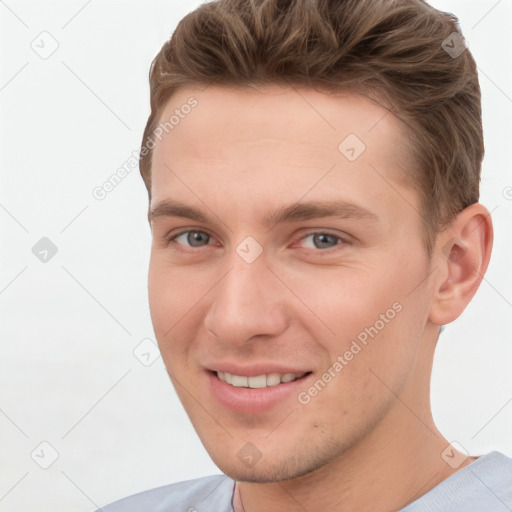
203, 258, 288, 347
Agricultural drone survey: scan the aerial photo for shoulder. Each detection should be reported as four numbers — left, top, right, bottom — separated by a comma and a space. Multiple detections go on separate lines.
96, 474, 235, 512
401, 451, 512, 512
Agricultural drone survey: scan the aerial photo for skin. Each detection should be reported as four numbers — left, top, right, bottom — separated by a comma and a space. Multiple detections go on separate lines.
147, 85, 493, 512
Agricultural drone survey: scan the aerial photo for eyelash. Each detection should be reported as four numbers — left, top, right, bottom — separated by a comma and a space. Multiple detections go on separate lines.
166, 229, 349, 253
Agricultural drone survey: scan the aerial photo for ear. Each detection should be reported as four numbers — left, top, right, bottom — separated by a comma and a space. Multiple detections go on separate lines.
428, 203, 493, 325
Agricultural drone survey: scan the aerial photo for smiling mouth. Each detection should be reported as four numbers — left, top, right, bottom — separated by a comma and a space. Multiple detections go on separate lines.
214, 370, 312, 389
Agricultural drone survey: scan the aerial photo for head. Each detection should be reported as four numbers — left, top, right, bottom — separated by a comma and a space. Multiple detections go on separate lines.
143, 0, 492, 483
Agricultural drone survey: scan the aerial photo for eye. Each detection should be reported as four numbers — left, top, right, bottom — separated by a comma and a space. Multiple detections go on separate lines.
299, 232, 344, 250
171, 230, 212, 248
166, 229, 347, 253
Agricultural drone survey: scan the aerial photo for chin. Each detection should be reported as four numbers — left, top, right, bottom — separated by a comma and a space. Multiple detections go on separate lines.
210, 441, 342, 483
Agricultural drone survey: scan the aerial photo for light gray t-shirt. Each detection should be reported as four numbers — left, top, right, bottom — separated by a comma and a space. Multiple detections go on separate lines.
97, 451, 512, 512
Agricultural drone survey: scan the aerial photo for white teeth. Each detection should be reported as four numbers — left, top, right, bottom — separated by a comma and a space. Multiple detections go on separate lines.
217, 371, 306, 388
231, 375, 248, 387
266, 373, 281, 387
248, 375, 267, 388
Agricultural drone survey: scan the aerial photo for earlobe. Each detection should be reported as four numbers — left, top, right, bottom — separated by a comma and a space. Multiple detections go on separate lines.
428, 203, 493, 326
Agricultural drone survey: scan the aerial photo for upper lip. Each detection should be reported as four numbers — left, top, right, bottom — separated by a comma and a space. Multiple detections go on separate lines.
206, 363, 312, 377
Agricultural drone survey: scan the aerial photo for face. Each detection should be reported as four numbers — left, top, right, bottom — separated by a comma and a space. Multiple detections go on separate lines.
148, 85, 435, 482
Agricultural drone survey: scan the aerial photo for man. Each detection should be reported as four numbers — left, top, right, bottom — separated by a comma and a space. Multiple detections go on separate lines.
99, 0, 511, 510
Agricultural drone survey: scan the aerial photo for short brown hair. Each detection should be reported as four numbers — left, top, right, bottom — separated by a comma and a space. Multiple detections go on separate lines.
140, 0, 483, 254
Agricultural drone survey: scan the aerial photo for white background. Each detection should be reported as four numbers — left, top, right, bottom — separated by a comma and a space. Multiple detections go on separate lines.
0, 1, 511, 510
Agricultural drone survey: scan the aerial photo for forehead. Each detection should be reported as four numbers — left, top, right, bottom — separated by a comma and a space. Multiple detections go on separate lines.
152, 85, 414, 179
149, 85, 419, 231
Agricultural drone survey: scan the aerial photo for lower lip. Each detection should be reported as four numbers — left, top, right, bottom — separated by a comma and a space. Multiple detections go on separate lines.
207, 371, 312, 414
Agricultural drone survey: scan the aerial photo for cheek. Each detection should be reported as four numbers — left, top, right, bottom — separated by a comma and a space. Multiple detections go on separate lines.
289, 257, 426, 382
285, 263, 406, 340
148, 260, 173, 335
148, 255, 217, 366
148, 258, 194, 354
148, 255, 204, 326
327, 290, 426, 410
297, 309, 419, 434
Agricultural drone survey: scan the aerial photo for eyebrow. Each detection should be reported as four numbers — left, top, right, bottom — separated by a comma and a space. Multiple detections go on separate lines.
148, 199, 379, 228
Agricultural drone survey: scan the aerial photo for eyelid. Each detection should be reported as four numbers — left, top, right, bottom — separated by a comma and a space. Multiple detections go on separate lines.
166, 228, 350, 252
167, 228, 215, 246
291, 230, 349, 250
